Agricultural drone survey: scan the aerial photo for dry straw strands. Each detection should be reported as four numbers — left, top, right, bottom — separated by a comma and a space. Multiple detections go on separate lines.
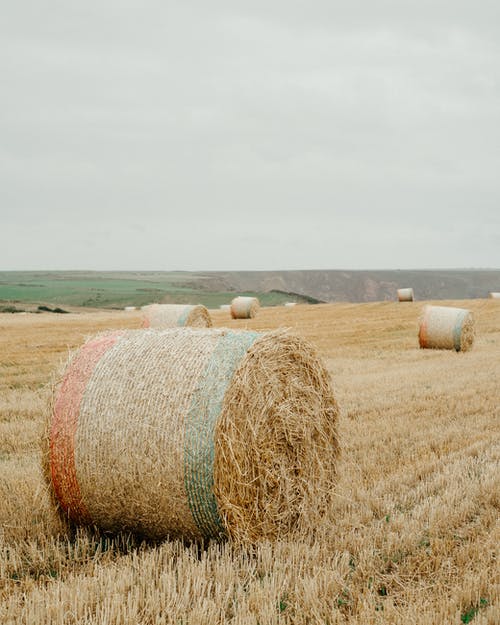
230, 296, 260, 319
142, 304, 212, 328
46, 328, 339, 543
419, 305, 475, 352
397, 288, 414, 302
489, 292, 500, 299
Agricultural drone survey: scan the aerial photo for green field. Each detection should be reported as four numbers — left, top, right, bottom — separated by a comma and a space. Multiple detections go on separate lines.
0, 271, 309, 310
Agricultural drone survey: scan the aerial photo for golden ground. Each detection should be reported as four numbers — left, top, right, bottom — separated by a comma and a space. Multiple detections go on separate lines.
0, 301, 498, 624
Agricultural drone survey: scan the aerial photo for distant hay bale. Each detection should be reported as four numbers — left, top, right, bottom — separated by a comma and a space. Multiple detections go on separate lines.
124, 306, 136, 311
219, 304, 231, 312
45, 328, 339, 543
397, 288, 414, 302
230, 296, 260, 319
142, 304, 212, 328
489, 292, 500, 299
284, 302, 297, 308
418, 305, 475, 352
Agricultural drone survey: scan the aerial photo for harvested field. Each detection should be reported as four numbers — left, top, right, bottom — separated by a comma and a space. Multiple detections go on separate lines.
0, 301, 499, 624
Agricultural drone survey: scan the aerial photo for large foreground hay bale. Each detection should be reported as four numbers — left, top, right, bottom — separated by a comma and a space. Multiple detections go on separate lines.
489, 292, 500, 299
46, 328, 339, 542
418, 305, 475, 352
230, 296, 260, 319
397, 288, 414, 302
142, 304, 211, 328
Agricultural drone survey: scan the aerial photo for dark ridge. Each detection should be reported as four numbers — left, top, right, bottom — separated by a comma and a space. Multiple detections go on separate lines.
268, 289, 324, 304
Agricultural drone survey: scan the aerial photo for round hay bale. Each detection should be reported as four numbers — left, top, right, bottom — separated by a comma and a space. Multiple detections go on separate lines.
489, 292, 500, 299
230, 296, 260, 319
142, 304, 212, 328
418, 305, 475, 352
124, 306, 136, 312
219, 304, 231, 312
397, 288, 414, 302
46, 328, 339, 543
284, 302, 297, 308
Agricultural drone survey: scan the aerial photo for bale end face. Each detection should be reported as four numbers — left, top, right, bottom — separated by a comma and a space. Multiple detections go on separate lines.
215, 330, 339, 542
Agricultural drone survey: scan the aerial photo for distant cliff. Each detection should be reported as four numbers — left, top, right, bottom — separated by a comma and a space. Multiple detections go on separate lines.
202, 269, 500, 302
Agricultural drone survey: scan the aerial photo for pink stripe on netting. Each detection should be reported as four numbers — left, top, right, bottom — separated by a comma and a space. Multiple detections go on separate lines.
419, 317, 428, 348
50, 331, 124, 523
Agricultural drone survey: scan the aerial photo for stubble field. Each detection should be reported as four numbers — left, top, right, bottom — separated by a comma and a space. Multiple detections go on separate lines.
0, 300, 498, 624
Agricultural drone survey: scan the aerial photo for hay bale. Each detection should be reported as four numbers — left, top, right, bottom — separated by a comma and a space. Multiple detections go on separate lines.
397, 288, 414, 302
489, 292, 500, 299
142, 304, 212, 328
418, 305, 475, 352
124, 306, 136, 311
219, 304, 231, 312
284, 302, 297, 308
46, 328, 339, 542
230, 296, 260, 319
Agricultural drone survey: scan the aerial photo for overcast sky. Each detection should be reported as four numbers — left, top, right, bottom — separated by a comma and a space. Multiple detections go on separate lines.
1, 1, 499, 271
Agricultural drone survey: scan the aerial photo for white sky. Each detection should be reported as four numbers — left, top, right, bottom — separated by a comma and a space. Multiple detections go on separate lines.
1, 1, 499, 270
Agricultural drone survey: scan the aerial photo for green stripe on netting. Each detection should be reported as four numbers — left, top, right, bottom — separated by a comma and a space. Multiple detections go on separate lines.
183, 331, 259, 539
177, 306, 192, 327
453, 310, 468, 351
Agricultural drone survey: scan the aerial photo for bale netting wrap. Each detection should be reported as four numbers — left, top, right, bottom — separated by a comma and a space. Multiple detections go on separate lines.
397, 288, 414, 302
230, 296, 260, 319
142, 304, 212, 328
47, 328, 339, 542
418, 305, 475, 352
